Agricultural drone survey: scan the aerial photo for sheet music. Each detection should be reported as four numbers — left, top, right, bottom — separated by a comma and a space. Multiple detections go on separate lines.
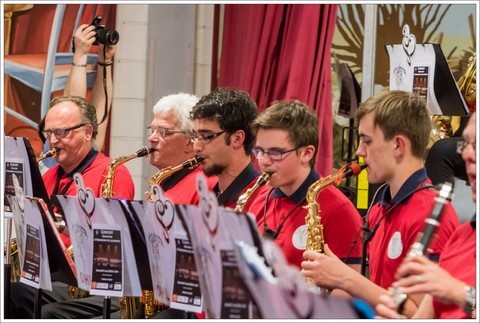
18, 197, 52, 291
178, 175, 255, 319
138, 184, 203, 312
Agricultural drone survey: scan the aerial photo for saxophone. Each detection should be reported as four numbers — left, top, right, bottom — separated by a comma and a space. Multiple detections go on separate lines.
305, 163, 366, 253
96, 147, 154, 318
37, 147, 58, 162
101, 147, 154, 198
143, 155, 205, 318
145, 155, 205, 201
6, 147, 59, 283
235, 172, 270, 212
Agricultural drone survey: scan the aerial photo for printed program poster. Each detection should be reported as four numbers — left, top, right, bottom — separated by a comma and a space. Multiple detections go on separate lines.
4, 159, 25, 215
90, 225, 123, 296
220, 249, 251, 319
412, 66, 429, 100
21, 224, 41, 286
172, 237, 202, 310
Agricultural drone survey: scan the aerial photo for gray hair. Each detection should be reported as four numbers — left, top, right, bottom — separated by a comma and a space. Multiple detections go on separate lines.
153, 92, 199, 132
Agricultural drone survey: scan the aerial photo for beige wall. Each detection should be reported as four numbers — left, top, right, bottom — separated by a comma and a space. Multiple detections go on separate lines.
111, 4, 214, 200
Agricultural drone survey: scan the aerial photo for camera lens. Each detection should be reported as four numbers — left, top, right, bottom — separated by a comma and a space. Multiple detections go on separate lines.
97, 29, 120, 46
105, 30, 119, 46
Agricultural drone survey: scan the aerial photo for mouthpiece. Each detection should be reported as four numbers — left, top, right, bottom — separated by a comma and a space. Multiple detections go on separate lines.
37, 148, 58, 162
181, 155, 205, 168
135, 147, 155, 157
343, 164, 367, 178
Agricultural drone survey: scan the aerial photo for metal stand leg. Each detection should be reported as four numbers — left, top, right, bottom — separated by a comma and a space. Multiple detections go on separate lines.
33, 288, 42, 318
103, 296, 111, 319
4, 264, 11, 318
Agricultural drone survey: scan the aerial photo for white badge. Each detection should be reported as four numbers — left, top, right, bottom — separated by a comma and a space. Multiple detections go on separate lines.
387, 231, 403, 259
292, 224, 308, 250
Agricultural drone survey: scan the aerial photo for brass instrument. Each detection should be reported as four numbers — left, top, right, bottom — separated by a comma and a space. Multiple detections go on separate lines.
458, 53, 476, 112
97, 147, 153, 318
37, 147, 58, 162
6, 148, 58, 282
4, 237, 20, 282
305, 163, 366, 254
145, 155, 205, 201
304, 163, 365, 293
235, 172, 270, 212
143, 155, 205, 318
101, 147, 154, 198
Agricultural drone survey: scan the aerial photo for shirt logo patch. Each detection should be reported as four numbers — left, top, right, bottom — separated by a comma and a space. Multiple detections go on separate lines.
292, 225, 307, 250
387, 231, 403, 259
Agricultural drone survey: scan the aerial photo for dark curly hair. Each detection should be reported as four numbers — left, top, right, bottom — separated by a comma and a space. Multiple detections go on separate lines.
190, 88, 258, 153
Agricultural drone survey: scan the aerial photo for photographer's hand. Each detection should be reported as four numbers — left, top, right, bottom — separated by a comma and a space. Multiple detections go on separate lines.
73, 24, 96, 59
65, 25, 95, 97
98, 43, 116, 64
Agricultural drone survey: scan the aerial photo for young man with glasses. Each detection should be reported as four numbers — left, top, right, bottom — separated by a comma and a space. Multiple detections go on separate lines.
247, 100, 364, 299
301, 91, 460, 317
9, 95, 135, 319
189, 88, 271, 210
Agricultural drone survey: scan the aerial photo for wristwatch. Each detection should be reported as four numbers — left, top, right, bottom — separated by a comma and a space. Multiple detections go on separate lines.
464, 286, 476, 318
58, 220, 66, 234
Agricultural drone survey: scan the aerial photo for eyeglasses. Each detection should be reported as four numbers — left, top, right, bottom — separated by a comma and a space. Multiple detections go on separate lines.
42, 123, 86, 138
251, 146, 299, 162
190, 130, 226, 143
456, 139, 476, 154
147, 126, 187, 138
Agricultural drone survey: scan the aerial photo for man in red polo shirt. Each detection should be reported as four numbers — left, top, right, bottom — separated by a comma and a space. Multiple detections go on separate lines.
301, 91, 460, 317
9, 95, 135, 319
189, 88, 271, 211
247, 100, 363, 299
147, 92, 217, 205
376, 111, 476, 319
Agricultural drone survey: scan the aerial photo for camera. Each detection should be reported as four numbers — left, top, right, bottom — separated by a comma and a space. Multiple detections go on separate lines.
90, 16, 119, 46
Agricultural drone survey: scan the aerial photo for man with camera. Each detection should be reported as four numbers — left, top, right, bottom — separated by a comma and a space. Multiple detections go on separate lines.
64, 18, 118, 153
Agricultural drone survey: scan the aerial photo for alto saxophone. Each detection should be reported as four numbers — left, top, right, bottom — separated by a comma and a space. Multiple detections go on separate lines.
101, 147, 154, 198
37, 147, 58, 162
6, 147, 59, 283
235, 172, 270, 212
145, 155, 205, 201
143, 155, 205, 318
305, 163, 366, 254
96, 147, 153, 319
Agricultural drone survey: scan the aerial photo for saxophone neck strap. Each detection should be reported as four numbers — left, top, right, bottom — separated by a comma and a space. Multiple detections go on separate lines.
263, 187, 306, 240
52, 148, 99, 196
362, 183, 437, 243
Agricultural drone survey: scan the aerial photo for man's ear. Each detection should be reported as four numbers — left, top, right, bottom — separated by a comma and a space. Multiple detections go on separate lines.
84, 124, 94, 141
232, 130, 246, 149
393, 135, 407, 156
301, 145, 316, 163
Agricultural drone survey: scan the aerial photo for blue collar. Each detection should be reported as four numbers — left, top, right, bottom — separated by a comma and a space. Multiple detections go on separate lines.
272, 168, 319, 204
379, 168, 429, 207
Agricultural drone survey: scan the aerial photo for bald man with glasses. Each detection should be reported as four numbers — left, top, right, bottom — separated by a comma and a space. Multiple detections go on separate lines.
9, 95, 135, 319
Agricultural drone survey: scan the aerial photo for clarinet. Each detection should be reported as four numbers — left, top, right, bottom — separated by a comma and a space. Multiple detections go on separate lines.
391, 180, 454, 312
